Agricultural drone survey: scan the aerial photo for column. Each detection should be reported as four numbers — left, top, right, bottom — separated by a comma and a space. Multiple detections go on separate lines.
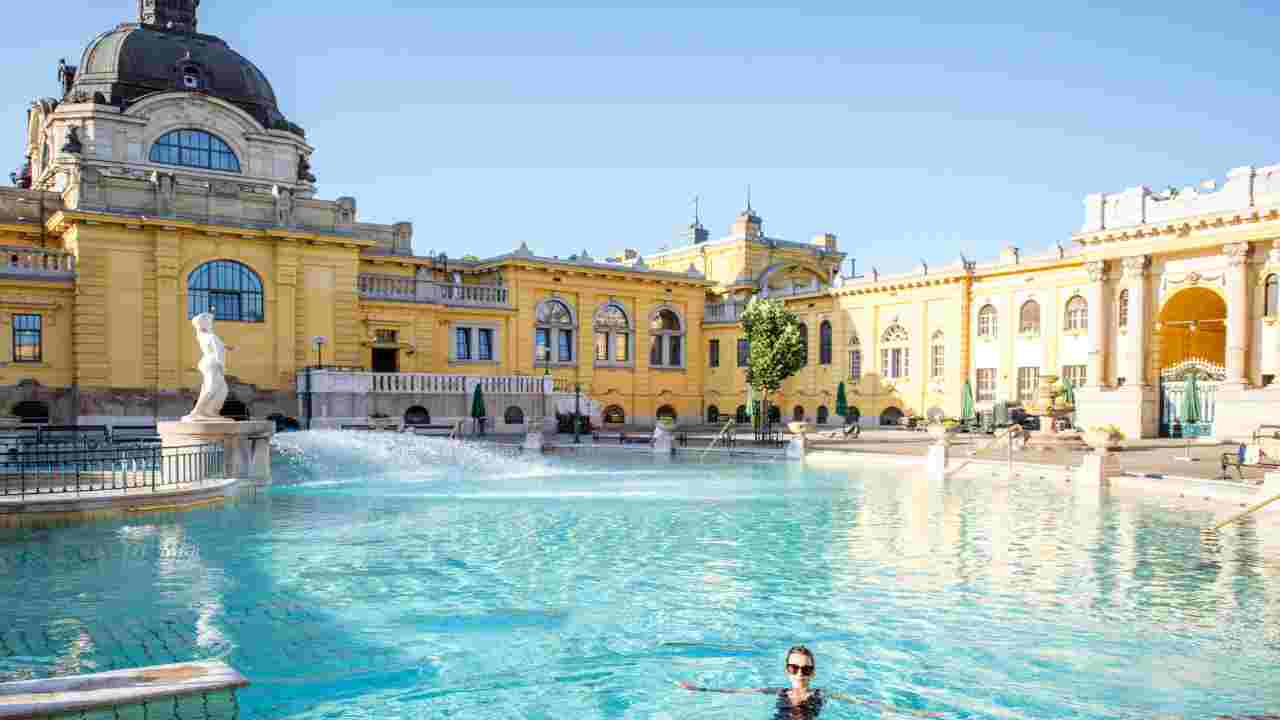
1223, 242, 1251, 386
1121, 255, 1150, 386
154, 228, 181, 389
1086, 260, 1110, 388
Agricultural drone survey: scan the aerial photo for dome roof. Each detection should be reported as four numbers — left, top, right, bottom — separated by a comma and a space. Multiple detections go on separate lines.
68, 22, 289, 131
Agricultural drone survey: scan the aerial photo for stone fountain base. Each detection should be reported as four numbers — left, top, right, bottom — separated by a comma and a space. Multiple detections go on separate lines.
158, 420, 274, 486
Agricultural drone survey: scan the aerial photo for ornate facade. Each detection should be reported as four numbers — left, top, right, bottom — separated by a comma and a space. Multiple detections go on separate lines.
3, 1, 1278, 438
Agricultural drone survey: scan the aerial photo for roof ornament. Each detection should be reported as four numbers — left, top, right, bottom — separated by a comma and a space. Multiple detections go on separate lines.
140, 0, 200, 33
512, 241, 534, 258
920, 258, 928, 275
746, 184, 753, 213
692, 193, 700, 226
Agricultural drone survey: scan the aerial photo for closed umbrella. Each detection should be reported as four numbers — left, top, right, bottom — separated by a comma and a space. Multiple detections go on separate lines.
1177, 373, 1201, 461
960, 379, 976, 424
1059, 376, 1076, 408
746, 385, 757, 428
471, 384, 487, 436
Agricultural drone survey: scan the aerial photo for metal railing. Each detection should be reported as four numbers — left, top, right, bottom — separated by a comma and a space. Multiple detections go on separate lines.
358, 274, 510, 308
0, 442, 225, 498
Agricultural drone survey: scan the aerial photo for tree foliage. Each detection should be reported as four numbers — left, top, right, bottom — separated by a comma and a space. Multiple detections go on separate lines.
741, 297, 804, 393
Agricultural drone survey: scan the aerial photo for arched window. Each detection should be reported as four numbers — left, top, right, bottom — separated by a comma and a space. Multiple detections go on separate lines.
819, 320, 833, 365
793, 405, 805, 422
817, 406, 829, 425
1019, 300, 1041, 335
978, 304, 997, 338
1065, 295, 1088, 331
11, 400, 49, 424
535, 299, 575, 364
649, 307, 685, 368
404, 406, 430, 426
593, 302, 631, 364
1265, 274, 1278, 317
848, 331, 862, 382
735, 404, 749, 423
930, 330, 945, 380
798, 323, 808, 366
187, 260, 264, 322
846, 406, 860, 423
656, 405, 677, 422
880, 324, 910, 379
880, 406, 904, 426
603, 405, 626, 424
503, 406, 525, 425
1118, 289, 1130, 329
149, 129, 240, 172
706, 405, 720, 423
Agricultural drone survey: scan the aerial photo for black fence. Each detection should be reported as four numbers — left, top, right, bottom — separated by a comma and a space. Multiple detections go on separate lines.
0, 441, 225, 498
753, 423, 786, 448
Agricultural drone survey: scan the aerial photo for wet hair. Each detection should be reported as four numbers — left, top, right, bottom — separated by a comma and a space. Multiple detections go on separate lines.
784, 645, 815, 671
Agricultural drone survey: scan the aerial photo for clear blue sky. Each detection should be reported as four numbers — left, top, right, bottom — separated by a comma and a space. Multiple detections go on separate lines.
4, 1, 1277, 273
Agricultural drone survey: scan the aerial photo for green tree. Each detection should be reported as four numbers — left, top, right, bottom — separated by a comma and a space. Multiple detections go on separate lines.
835, 381, 848, 419
741, 297, 804, 426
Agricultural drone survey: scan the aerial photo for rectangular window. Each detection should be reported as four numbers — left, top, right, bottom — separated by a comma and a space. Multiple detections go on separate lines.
709, 339, 720, 368
535, 328, 550, 362
557, 329, 573, 362
1017, 366, 1039, 404
931, 344, 944, 379
976, 368, 996, 402
737, 338, 749, 367
595, 332, 609, 361
1062, 364, 1087, 389
614, 333, 628, 362
849, 349, 862, 381
374, 329, 397, 344
13, 314, 41, 363
477, 329, 493, 361
455, 328, 471, 361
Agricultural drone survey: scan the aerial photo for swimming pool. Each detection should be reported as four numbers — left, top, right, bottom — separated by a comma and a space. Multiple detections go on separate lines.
2, 431, 1278, 719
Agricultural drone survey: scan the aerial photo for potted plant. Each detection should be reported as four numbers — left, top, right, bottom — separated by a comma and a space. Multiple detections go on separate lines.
1085, 424, 1124, 451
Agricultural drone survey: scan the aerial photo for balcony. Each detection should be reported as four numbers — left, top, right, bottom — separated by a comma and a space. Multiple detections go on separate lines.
704, 300, 748, 324
358, 273, 510, 308
0, 246, 75, 280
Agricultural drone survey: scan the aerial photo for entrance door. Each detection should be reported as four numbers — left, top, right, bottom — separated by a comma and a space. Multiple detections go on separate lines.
371, 348, 399, 372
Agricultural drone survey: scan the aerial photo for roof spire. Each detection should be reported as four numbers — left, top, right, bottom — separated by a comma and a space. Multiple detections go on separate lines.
692, 194, 700, 226
140, 0, 200, 33
746, 184, 752, 213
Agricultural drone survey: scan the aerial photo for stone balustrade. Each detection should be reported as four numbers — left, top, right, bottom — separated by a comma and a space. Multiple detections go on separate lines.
704, 300, 748, 324
358, 273, 509, 308
299, 369, 552, 395
0, 245, 76, 278
1082, 163, 1280, 232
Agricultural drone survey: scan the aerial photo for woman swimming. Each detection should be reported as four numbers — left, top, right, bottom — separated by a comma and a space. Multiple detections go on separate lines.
677, 645, 943, 718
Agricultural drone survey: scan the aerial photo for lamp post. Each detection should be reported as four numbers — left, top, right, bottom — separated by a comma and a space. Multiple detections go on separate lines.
309, 336, 326, 430
573, 382, 581, 444
539, 345, 550, 430
313, 335, 327, 368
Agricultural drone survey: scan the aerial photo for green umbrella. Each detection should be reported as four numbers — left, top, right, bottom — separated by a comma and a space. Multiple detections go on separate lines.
835, 381, 849, 419
1181, 373, 1201, 425
471, 384, 487, 420
1059, 376, 1075, 407
960, 379, 976, 422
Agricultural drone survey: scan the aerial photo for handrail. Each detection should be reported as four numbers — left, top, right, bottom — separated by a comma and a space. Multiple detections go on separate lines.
944, 425, 1016, 479
448, 420, 464, 440
700, 419, 737, 462
1211, 491, 1280, 532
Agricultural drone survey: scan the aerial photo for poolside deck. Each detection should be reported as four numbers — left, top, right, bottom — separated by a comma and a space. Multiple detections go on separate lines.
0, 660, 247, 719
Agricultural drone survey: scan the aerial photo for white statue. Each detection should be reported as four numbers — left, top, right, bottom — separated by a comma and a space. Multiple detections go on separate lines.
183, 312, 229, 422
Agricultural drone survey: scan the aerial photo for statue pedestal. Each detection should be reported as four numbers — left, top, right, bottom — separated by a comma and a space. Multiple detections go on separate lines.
652, 425, 674, 455
926, 443, 949, 480
158, 420, 274, 486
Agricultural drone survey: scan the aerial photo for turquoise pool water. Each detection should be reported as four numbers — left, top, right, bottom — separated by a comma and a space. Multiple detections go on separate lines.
2, 431, 1279, 719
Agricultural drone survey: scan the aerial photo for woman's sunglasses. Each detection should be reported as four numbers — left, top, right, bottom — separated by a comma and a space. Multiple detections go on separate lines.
787, 664, 815, 677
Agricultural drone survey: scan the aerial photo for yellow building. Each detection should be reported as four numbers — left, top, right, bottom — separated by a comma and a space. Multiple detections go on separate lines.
4, 0, 1279, 439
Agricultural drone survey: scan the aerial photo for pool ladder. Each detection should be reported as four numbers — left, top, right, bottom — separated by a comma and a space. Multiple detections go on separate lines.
700, 419, 737, 462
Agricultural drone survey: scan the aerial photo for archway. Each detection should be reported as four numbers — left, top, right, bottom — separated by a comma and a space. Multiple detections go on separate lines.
503, 406, 525, 425
846, 406, 861, 424
817, 406, 829, 425
706, 405, 720, 423
1155, 286, 1227, 371
880, 406, 904, 426
11, 400, 49, 424
221, 398, 248, 420
793, 405, 805, 422
1155, 287, 1228, 438
603, 405, 626, 424
404, 406, 430, 426
656, 405, 677, 422
735, 405, 749, 423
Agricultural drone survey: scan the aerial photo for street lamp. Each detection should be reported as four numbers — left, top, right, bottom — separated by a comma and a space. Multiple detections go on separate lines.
313, 335, 327, 368
539, 345, 550, 430
573, 381, 581, 444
